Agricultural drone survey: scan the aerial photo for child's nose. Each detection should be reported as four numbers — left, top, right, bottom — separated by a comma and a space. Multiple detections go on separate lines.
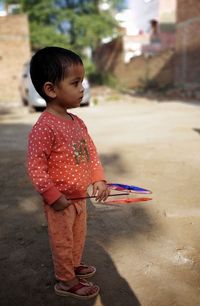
80, 84, 84, 92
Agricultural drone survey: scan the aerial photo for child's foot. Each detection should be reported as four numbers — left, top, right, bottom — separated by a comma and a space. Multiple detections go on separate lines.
54, 279, 100, 300
74, 263, 96, 278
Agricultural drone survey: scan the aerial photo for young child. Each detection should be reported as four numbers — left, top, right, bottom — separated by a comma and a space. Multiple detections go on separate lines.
27, 46, 110, 299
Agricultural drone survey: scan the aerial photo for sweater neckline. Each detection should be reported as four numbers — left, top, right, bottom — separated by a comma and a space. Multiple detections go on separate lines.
44, 110, 75, 123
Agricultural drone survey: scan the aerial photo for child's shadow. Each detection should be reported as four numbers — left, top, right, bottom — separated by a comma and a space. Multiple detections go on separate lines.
85, 239, 141, 306
81, 200, 147, 306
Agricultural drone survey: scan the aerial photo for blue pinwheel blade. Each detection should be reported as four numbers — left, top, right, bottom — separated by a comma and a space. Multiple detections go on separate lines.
108, 183, 152, 194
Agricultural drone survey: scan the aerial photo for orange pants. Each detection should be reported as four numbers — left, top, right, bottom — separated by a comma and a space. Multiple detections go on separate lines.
44, 201, 86, 282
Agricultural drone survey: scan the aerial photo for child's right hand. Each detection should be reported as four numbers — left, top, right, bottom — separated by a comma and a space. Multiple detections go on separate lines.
52, 195, 72, 211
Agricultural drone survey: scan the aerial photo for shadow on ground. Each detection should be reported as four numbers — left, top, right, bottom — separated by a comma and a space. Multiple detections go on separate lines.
193, 128, 200, 135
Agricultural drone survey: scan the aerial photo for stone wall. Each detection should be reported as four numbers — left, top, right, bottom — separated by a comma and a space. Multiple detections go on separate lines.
114, 49, 175, 89
0, 14, 31, 103
94, 37, 123, 74
94, 37, 175, 89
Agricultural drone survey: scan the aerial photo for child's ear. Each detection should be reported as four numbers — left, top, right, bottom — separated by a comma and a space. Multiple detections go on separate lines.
43, 82, 56, 99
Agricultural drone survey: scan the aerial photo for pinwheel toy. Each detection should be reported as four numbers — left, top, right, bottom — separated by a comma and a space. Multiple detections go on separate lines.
105, 183, 152, 204
107, 183, 151, 194
66, 183, 152, 204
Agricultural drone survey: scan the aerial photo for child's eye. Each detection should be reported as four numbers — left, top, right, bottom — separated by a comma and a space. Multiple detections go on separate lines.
72, 81, 79, 86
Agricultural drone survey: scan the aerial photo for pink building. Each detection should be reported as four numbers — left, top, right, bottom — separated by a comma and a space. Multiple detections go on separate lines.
142, 0, 176, 55
159, 0, 176, 50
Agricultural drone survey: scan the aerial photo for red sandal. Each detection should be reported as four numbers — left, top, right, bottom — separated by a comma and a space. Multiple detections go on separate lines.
74, 263, 96, 278
54, 280, 100, 300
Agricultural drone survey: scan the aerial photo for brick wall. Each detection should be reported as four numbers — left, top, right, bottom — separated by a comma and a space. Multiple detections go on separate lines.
175, 0, 200, 89
177, 0, 200, 22
0, 14, 31, 103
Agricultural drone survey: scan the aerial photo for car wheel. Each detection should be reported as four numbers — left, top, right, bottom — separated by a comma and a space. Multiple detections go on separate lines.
80, 102, 90, 107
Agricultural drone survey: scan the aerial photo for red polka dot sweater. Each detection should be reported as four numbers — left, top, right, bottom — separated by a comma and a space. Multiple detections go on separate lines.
27, 111, 106, 205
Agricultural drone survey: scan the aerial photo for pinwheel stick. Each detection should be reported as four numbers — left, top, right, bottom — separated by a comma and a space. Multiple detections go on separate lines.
66, 183, 152, 203
67, 192, 129, 201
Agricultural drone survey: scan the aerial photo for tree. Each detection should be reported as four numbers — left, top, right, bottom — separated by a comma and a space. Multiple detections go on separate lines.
5, 0, 123, 54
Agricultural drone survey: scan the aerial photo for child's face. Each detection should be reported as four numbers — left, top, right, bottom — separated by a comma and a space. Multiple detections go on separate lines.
54, 64, 85, 109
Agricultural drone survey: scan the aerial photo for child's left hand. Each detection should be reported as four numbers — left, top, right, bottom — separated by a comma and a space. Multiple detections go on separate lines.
92, 181, 110, 202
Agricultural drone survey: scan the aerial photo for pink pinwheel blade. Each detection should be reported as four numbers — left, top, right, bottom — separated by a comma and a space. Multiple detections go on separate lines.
105, 197, 152, 204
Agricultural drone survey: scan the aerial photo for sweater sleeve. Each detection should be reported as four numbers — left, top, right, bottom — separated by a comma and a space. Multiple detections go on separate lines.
88, 134, 106, 184
27, 122, 62, 205
78, 118, 106, 184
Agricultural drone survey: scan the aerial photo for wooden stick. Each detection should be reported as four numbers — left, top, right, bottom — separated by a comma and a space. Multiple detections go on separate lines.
67, 192, 130, 201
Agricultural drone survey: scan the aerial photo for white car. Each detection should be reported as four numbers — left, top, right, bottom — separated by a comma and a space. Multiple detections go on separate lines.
19, 62, 91, 112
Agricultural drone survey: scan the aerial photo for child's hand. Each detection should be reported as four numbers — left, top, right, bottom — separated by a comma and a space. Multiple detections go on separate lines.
52, 195, 72, 211
92, 181, 110, 202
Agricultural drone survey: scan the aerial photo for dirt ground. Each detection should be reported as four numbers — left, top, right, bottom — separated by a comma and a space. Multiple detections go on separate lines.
0, 87, 200, 306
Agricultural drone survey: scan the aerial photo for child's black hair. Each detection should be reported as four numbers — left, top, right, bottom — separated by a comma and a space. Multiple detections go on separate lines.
30, 46, 83, 101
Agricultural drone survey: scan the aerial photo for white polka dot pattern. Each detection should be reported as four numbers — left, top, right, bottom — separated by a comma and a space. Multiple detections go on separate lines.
27, 111, 105, 205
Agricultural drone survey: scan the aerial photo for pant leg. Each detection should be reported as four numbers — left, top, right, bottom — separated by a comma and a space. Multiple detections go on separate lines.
44, 204, 77, 282
72, 200, 87, 267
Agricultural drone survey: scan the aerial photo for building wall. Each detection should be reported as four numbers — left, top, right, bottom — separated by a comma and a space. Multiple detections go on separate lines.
177, 0, 200, 22
0, 14, 31, 103
175, 0, 200, 88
